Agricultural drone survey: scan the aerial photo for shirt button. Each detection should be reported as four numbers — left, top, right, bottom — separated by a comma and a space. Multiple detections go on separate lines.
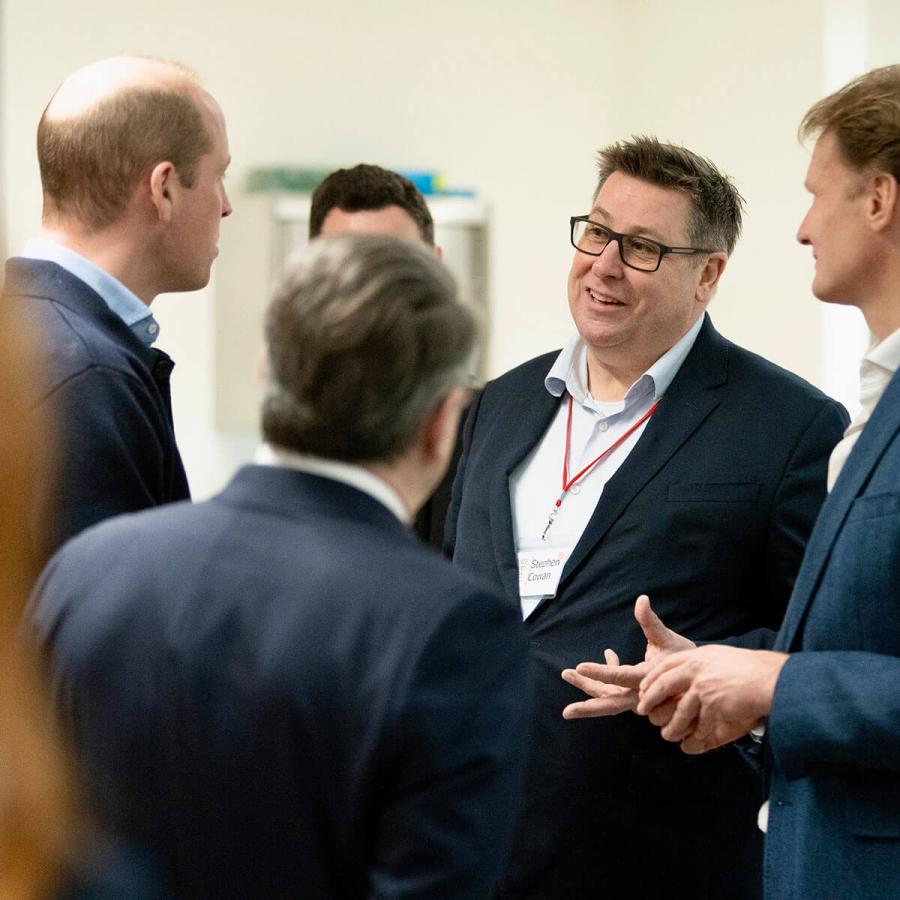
147, 322, 159, 335
598, 420, 609, 432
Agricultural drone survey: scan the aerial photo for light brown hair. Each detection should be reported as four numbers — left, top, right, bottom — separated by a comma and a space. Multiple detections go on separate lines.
799, 64, 900, 180
262, 235, 476, 462
38, 70, 211, 230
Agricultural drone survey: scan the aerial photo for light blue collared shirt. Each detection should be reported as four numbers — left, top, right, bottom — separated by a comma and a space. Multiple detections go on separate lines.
510, 315, 704, 617
23, 237, 160, 347
545, 312, 704, 415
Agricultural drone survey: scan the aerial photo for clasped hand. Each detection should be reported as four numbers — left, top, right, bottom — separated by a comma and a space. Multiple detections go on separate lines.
561, 596, 788, 754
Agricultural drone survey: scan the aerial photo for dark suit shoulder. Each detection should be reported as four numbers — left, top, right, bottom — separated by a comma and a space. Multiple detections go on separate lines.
35, 472, 517, 656
722, 336, 838, 407
5, 258, 154, 399
5, 259, 147, 380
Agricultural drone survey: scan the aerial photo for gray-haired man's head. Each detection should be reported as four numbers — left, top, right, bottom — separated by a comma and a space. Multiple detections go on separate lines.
262, 234, 476, 463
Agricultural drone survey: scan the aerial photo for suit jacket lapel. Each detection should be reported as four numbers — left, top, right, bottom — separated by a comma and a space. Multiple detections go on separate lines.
560, 317, 727, 586
775, 367, 900, 650
487, 372, 562, 600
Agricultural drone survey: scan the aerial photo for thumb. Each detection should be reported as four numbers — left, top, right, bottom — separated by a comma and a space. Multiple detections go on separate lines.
635, 594, 671, 645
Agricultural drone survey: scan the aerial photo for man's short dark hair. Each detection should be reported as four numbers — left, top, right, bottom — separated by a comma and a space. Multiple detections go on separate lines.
308, 164, 435, 245
595, 135, 745, 255
799, 64, 900, 181
262, 235, 475, 463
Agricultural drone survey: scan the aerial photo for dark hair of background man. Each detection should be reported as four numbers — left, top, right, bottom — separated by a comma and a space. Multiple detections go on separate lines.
308, 163, 436, 245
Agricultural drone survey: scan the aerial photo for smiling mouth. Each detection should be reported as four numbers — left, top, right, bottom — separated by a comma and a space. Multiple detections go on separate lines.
588, 288, 624, 306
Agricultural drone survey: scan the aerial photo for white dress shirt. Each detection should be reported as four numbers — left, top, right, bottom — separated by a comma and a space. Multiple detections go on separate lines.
827, 326, 900, 490
510, 315, 704, 618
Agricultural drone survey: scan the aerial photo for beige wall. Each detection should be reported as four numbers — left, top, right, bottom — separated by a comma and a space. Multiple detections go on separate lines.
2, 0, 893, 495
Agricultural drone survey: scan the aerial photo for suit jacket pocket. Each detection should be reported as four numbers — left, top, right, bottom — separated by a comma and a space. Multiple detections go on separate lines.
667, 482, 761, 503
847, 490, 900, 523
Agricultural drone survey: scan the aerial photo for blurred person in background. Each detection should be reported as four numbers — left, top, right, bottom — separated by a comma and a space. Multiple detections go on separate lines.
308, 162, 465, 553
0, 300, 159, 899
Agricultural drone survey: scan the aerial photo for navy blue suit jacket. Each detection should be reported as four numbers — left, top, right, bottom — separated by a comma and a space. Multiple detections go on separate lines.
31, 464, 531, 899
4, 258, 189, 558
762, 367, 900, 900
446, 316, 848, 899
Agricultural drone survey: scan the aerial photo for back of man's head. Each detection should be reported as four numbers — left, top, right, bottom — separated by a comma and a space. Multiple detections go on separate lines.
799, 64, 900, 180
595, 135, 744, 256
262, 235, 475, 463
308, 164, 435, 245
38, 57, 211, 231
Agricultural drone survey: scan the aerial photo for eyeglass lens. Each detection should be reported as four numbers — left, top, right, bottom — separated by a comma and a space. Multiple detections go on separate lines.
572, 220, 661, 271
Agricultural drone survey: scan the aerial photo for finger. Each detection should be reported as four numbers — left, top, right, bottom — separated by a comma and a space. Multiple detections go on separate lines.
681, 723, 734, 756
561, 668, 628, 699
574, 662, 646, 690
660, 690, 701, 742
637, 649, 694, 694
646, 697, 678, 728
604, 648, 620, 666
563, 695, 636, 719
636, 666, 693, 715
680, 733, 711, 755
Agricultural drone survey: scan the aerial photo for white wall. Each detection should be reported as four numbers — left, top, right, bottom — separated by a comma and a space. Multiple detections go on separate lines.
2, 0, 892, 496
612, 1, 829, 382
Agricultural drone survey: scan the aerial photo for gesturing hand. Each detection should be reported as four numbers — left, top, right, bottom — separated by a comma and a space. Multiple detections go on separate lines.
637, 645, 789, 754
561, 595, 695, 720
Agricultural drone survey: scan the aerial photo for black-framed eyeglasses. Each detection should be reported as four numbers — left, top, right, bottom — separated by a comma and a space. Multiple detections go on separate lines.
570, 216, 717, 273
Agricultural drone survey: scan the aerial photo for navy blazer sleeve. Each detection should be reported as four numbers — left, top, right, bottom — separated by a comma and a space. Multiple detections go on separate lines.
769, 652, 900, 779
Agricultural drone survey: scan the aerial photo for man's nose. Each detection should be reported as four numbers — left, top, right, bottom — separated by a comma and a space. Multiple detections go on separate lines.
590, 239, 625, 276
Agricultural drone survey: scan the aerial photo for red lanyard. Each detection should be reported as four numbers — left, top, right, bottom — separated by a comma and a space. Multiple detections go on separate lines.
541, 395, 659, 540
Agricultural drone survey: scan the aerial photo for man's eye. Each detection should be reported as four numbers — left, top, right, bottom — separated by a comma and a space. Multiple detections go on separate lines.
628, 238, 656, 254
586, 226, 608, 239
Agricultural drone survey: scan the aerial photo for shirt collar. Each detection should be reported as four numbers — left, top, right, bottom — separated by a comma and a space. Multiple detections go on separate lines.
865, 326, 900, 376
545, 313, 705, 412
254, 443, 410, 524
23, 237, 160, 347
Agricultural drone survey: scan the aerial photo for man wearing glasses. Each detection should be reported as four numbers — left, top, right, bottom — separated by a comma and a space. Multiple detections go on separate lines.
445, 136, 847, 899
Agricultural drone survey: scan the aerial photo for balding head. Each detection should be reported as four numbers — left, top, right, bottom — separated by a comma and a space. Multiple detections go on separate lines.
38, 56, 214, 230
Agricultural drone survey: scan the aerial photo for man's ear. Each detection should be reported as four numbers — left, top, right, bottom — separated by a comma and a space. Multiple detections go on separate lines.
695, 252, 728, 304
434, 243, 444, 262
868, 172, 899, 233
420, 386, 468, 465
148, 161, 177, 222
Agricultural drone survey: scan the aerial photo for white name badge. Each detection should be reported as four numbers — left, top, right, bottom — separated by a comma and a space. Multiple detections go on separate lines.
517, 544, 571, 600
